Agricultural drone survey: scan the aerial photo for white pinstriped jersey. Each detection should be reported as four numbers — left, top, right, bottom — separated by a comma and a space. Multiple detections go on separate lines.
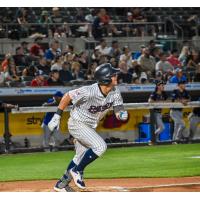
68, 83, 123, 128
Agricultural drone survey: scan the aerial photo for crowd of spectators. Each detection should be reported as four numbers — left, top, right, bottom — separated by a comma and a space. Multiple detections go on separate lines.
1, 7, 200, 40
0, 38, 200, 87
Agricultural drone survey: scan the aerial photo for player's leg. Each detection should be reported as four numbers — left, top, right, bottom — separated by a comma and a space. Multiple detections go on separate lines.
189, 116, 200, 141
54, 138, 87, 192
170, 110, 179, 142
68, 119, 107, 189
155, 113, 165, 135
42, 124, 52, 151
176, 111, 185, 141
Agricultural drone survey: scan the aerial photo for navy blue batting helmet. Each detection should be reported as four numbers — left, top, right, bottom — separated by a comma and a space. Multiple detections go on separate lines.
94, 63, 120, 85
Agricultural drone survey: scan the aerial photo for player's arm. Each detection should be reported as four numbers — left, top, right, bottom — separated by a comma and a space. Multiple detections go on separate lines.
48, 93, 72, 131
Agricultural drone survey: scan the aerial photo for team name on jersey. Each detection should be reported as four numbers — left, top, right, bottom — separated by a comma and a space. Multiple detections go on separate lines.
88, 102, 114, 114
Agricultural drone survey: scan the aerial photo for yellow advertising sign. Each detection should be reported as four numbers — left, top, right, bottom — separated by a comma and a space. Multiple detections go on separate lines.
0, 108, 192, 137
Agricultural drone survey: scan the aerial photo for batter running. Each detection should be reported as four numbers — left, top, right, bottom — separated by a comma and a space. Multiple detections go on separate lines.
48, 63, 128, 191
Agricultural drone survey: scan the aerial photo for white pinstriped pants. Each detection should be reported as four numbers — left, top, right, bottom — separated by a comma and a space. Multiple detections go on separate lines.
68, 117, 107, 165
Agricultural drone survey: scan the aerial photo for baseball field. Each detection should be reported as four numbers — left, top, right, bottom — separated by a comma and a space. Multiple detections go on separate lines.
0, 143, 200, 192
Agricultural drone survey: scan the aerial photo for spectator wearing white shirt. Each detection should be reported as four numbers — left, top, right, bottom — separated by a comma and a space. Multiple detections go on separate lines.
51, 55, 63, 71
95, 38, 111, 56
119, 46, 133, 69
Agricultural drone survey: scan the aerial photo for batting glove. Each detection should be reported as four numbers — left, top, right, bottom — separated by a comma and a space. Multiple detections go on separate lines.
118, 111, 128, 121
48, 113, 61, 131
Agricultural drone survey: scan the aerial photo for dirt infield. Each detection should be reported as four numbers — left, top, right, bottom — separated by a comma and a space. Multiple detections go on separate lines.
1, 177, 200, 192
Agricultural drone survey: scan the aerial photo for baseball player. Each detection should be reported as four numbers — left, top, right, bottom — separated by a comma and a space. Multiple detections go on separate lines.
42, 91, 64, 151
48, 63, 128, 191
148, 80, 168, 141
188, 98, 200, 141
170, 80, 191, 144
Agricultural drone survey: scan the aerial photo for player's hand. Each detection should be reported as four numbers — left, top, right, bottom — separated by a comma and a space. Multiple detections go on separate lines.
48, 113, 61, 131
117, 111, 128, 121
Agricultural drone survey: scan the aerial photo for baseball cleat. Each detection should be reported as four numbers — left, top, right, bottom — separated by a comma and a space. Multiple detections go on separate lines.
69, 168, 86, 189
54, 180, 75, 192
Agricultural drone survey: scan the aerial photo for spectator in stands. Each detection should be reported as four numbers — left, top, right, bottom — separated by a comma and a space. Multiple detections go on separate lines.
1, 53, 12, 72
51, 55, 63, 71
45, 40, 61, 63
36, 56, 50, 75
193, 66, 200, 82
167, 49, 182, 68
30, 37, 44, 58
95, 38, 111, 56
137, 47, 156, 78
131, 8, 146, 36
148, 40, 156, 56
4, 58, 20, 82
16, 8, 29, 38
109, 40, 122, 60
21, 41, 30, 55
47, 69, 64, 86
13, 46, 27, 67
59, 61, 73, 83
133, 45, 146, 60
78, 51, 88, 71
169, 68, 187, 84
71, 62, 84, 80
151, 47, 162, 62
91, 49, 101, 63
31, 70, 48, 87
22, 63, 38, 77
86, 62, 98, 80
39, 10, 52, 36
122, 12, 134, 36
155, 52, 174, 80
186, 49, 200, 81
110, 57, 118, 68
51, 7, 63, 23
117, 61, 133, 84
99, 8, 111, 36
92, 9, 104, 40
120, 46, 133, 69
179, 46, 190, 67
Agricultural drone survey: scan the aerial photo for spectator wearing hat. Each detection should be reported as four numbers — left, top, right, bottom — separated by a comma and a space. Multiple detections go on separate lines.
39, 10, 52, 35
47, 69, 64, 86
169, 68, 187, 83
31, 70, 48, 87
167, 49, 182, 68
148, 81, 168, 143
170, 80, 191, 144
42, 91, 65, 151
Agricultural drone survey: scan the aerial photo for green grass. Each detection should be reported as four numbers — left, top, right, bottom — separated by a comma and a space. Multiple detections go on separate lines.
0, 144, 200, 181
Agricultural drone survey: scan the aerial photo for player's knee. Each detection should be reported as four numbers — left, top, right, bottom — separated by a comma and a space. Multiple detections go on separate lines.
94, 141, 107, 156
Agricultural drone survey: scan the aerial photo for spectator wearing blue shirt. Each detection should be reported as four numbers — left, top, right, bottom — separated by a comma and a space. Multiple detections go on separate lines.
42, 91, 64, 151
169, 68, 187, 83
45, 40, 61, 63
